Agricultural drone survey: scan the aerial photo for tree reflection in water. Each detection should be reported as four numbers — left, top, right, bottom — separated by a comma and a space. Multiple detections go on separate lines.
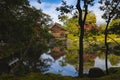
0, 40, 120, 76
0, 50, 51, 75
42, 40, 120, 76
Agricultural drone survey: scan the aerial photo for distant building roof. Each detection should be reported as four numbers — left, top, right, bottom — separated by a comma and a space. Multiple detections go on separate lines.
50, 23, 66, 31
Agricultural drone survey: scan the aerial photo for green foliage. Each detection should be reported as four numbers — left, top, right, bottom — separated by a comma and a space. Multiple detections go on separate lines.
66, 52, 78, 66
108, 67, 120, 75
109, 19, 120, 34
67, 34, 79, 40
109, 54, 120, 65
99, 0, 120, 74
64, 18, 79, 36
0, 73, 75, 80
99, 0, 119, 20
0, 0, 52, 59
98, 24, 106, 34
0, 74, 20, 80
0, 0, 32, 58
0, 0, 52, 75
63, 12, 97, 37
58, 15, 68, 23
86, 12, 96, 24
1, 71, 120, 80
56, 0, 74, 20
67, 34, 79, 50
84, 34, 120, 55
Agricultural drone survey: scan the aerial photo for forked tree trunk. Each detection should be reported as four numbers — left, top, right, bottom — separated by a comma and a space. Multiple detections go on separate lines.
76, 0, 88, 77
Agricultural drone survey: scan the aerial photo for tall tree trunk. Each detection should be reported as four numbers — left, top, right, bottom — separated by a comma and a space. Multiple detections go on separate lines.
105, 16, 110, 75
76, 0, 88, 77
79, 24, 84, 77
76, 0, 83, 77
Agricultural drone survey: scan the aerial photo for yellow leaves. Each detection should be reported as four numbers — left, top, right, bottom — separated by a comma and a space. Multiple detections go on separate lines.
86, 13, 96, 23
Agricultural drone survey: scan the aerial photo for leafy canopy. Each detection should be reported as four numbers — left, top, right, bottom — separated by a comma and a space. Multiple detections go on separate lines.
109, 19, 120, 34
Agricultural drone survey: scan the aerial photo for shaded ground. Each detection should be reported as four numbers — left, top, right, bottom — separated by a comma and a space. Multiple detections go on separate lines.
0, 67, 120, 80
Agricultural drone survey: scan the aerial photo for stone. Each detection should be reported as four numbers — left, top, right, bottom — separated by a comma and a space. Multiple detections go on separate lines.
88, 67, 105, 78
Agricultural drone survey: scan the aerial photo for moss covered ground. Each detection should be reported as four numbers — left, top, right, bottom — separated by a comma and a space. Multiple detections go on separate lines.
0, 71, 120, 80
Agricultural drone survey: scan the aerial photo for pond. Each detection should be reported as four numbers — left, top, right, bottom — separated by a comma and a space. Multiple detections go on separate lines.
40, 46, 120, 77
1, 39, 120, 76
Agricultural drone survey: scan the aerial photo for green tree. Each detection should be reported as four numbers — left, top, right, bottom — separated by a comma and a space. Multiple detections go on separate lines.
99, 0, 120, 74
76, 0, 95, 76
64, 17, 79, 36
62, 12, 97, 37
98, 24, 106, 34
84, 12, 98, 36
0, 0, 32, 58
0, 0, 52, 74
109, 19, 120, 34
86, 12, 96, 24
56, 0, 95, 77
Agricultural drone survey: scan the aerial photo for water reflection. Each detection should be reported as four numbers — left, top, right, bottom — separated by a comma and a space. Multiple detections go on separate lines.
42, 37, 120, 76
50, 46, 66, 60
41, 53, 78, 76
94, 56, 120, 70
1, 39, 120, 77
94, 57, 111, 70
41, 51, 120, 76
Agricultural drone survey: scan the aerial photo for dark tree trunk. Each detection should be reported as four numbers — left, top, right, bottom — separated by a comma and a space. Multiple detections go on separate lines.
105, 25, 109, 75
76, 0, 88, 77
105, 16, 110, 75
79, 24, 84, 77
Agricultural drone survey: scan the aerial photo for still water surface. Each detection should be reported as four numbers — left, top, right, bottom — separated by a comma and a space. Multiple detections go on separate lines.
6, 39, 120, 76
40, 52, 120, 76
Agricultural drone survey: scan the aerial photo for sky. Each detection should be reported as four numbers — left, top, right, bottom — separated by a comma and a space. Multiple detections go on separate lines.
29, 0, 106, 25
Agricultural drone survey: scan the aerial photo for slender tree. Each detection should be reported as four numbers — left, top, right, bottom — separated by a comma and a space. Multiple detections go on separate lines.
99, 0, 120, 74
76, 0, 94, 77
56, 0, 94, 77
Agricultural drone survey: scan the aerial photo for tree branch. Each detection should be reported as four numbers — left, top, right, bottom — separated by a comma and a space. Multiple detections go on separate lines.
83, 0, 88, 25
76, 0, 82, 26
108, 36, 120, 46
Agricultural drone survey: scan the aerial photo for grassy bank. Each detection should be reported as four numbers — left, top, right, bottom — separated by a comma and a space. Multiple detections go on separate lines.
0, 71, 120, 80
0, 73, 120, 80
